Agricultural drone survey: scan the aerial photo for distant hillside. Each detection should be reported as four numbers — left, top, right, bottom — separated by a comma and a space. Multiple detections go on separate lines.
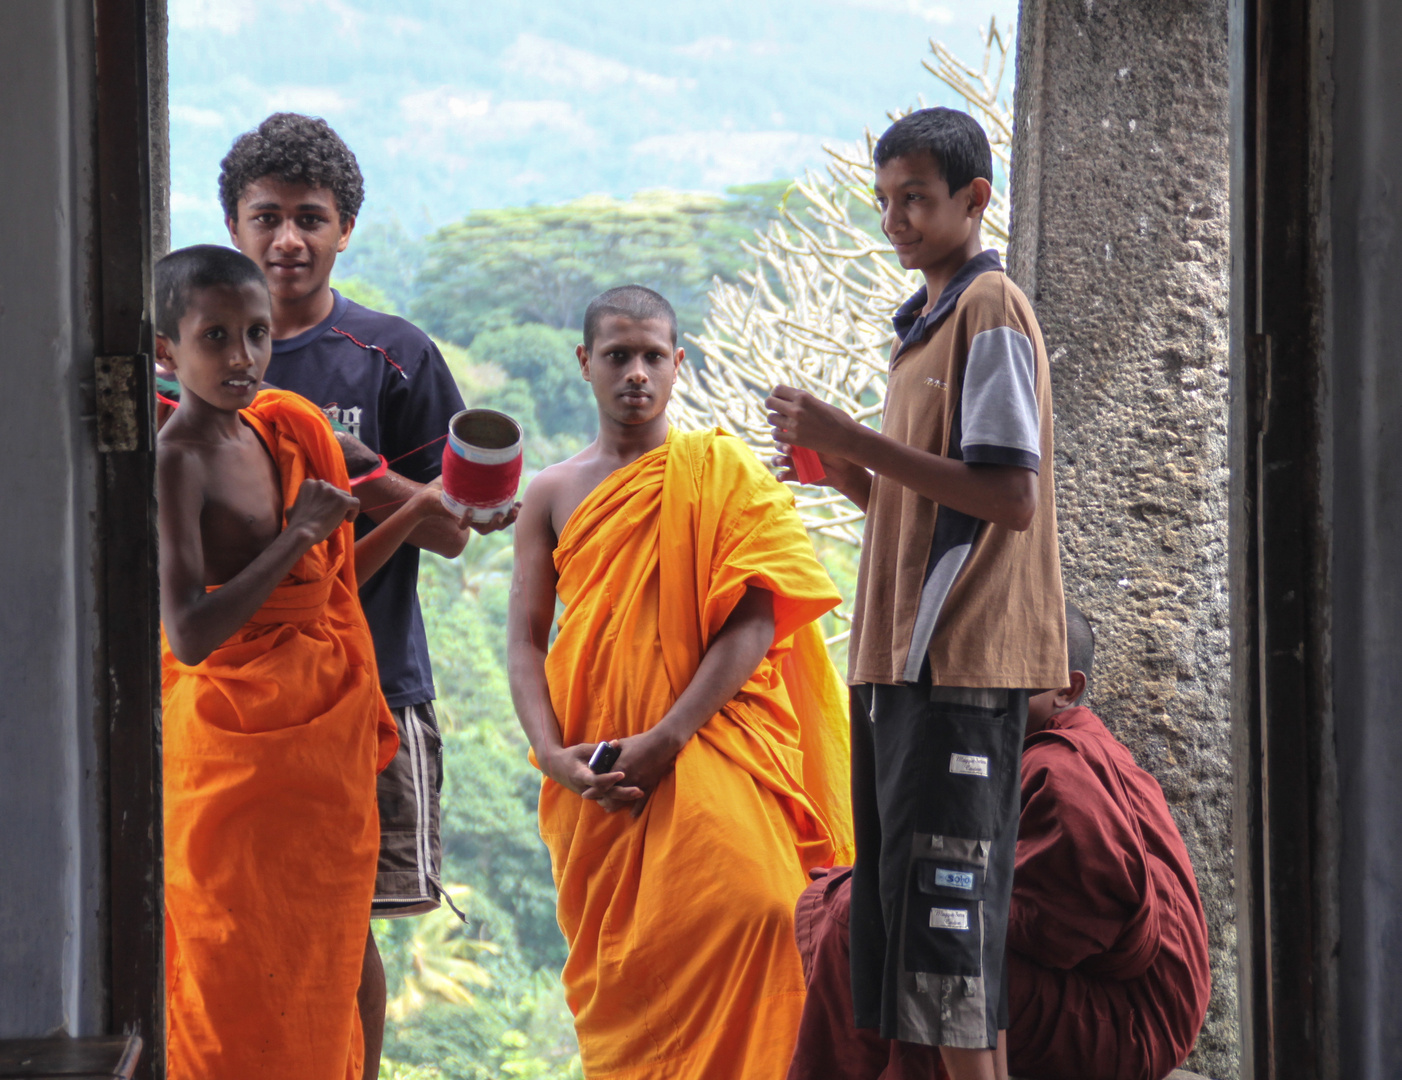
167, 0, 1016, 247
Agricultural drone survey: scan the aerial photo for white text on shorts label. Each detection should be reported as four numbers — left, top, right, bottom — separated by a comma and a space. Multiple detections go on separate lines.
949, 753, 989, 778
930, 907, 971, 931
935, 868, 976, 891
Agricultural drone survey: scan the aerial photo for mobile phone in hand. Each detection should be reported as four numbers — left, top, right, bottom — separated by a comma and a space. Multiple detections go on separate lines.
588, 741, 621, 774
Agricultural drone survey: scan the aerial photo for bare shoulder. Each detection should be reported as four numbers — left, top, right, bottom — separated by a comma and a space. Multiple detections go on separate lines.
154, 429, 211, 581
522, 445, 606, 540
516, 458, 573, 556
511, 458, 587, 619
156, 426, 209, 501
520, 457, 574, 520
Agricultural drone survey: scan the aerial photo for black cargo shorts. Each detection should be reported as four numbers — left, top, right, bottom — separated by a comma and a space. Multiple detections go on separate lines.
848, 679, 1027, 1049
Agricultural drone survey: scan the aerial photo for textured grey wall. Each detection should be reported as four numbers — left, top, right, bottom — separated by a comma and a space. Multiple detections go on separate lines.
1009, 1, 1235, 1077
0, 0, 105, 1037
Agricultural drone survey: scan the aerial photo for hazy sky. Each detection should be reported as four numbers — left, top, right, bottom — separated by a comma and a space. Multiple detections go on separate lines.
168, 0, 1017, 247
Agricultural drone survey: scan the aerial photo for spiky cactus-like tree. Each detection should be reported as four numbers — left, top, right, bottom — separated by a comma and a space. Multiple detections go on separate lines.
673, 22, 1014, 555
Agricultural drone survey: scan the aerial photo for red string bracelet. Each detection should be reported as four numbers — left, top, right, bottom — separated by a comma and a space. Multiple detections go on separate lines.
349, 454, 389, 488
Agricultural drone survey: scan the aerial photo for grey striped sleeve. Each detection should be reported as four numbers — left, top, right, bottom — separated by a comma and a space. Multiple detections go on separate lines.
960, 326, 1041, 471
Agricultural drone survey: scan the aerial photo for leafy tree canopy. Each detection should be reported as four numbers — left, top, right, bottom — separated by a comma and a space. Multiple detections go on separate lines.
469, 324, 595, 441
407, 183, 799, 348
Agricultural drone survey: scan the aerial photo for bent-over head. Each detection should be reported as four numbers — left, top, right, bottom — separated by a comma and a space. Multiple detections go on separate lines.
1027, 601, 1096, 733
1065, 601, 1096, 697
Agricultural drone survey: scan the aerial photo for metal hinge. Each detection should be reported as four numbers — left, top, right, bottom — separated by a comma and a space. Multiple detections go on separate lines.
95, 354, 153, 453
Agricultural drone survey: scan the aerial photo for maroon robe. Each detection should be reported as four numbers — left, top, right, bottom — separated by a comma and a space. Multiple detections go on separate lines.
785, 707, 1210, 1080
1006, 707, 1211, 1080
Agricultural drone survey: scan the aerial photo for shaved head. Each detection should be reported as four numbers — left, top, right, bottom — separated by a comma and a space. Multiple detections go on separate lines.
583, 285, 677, 350
155, 244, 267, 342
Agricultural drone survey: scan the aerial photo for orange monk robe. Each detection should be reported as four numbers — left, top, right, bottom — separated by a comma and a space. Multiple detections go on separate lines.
162, 390, 399, 1080
539, 427, 855, 1080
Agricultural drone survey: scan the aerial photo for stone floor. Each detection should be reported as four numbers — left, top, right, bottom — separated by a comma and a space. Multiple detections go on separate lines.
1013, 1072, 1211, 1080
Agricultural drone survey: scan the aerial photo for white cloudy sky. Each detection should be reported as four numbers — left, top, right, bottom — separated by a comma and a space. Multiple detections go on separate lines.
167, 0, 1018, 246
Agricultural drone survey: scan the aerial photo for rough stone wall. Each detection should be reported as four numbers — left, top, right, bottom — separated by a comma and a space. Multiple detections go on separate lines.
1008, 1, 1236, 1077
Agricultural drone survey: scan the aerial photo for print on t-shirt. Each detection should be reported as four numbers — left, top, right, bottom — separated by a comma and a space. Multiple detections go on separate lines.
265, 290, 466, 708
324, 404, 364, 440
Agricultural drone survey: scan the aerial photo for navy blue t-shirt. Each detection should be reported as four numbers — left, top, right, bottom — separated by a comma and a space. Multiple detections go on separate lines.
265, 290, 465, 708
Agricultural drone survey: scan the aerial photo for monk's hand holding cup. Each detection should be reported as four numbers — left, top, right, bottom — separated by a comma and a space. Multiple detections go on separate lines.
286, 479, 360, 547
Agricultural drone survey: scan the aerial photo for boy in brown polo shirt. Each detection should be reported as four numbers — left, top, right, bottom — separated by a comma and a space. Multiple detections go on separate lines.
767, 107, 1066, 1080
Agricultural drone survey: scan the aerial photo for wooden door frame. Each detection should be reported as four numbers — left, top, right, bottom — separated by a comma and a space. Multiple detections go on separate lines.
93, 1, 165, 1075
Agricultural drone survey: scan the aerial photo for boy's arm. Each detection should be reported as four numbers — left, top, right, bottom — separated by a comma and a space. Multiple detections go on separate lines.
773, 441, 874, 511
355, 464, 518, 554
158, 444, 359, 666
361, 335, 516, 556
765, 386, 1037, 531
335, 430, 515, 556
353, 480, 451, 586
606, 585, 776, 815
506, 471, 640, 805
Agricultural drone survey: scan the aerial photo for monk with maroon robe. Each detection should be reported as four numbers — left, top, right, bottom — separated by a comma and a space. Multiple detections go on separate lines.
785, 604, 1211, 1080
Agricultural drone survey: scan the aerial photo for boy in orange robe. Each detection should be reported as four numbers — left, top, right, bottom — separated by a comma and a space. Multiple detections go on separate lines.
155, 245, 442, 1080
507, 285, 854, 1080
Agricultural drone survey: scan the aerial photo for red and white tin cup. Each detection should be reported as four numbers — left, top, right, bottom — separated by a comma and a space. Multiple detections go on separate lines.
440, 409, 523, 523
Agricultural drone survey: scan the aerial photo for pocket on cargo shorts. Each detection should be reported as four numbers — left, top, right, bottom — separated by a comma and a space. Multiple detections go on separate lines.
915, 698, 1009, 840
903, 836, 990, 977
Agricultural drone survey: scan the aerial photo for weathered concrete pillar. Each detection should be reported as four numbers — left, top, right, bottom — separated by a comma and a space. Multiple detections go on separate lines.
1008, 2, 1235, 1078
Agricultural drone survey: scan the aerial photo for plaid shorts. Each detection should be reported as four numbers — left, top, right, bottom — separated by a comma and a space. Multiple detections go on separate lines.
372, 701, 444, 919
849, 681, 1028, 1049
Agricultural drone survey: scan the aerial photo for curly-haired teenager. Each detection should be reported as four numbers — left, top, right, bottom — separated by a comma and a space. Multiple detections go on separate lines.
219, 113, 515, 1079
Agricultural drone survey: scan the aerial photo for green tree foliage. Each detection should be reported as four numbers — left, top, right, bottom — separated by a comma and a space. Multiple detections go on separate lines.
336, 218, 426, 316
341, 158, 855, 1080
408, 184, 797, 348
333, 274, 401, 316
469, 325, 595, 442
378, 544, 581, 1079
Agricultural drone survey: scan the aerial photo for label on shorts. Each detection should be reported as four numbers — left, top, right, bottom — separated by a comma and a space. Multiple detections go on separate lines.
935, 868, 975, 891
949, 753, 989, 778
930, 907, 970, 931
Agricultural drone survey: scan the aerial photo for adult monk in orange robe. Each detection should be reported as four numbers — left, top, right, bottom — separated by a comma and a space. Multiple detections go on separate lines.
156, 246, 445, 1080
508, 286, 854, 1080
